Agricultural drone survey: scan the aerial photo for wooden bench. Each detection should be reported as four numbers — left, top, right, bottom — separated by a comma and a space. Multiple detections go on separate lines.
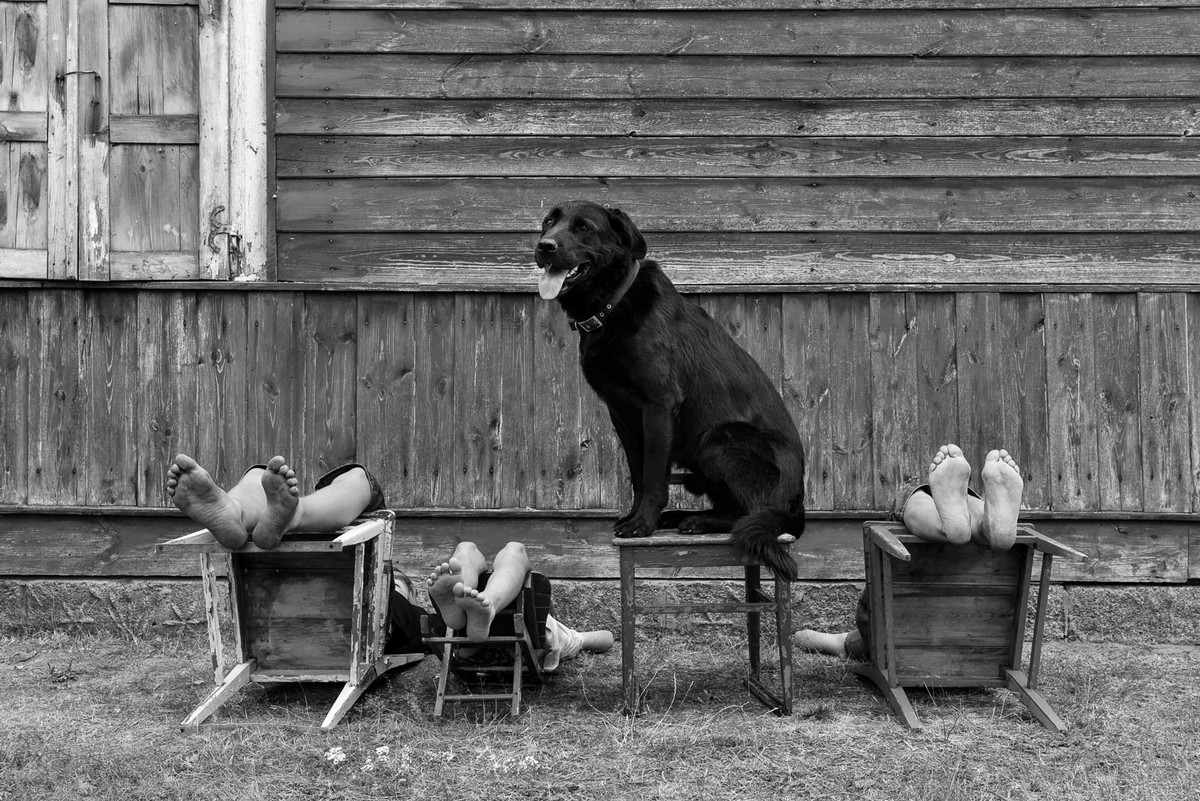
158, 511, 422, 731
854, 521, 1088, 732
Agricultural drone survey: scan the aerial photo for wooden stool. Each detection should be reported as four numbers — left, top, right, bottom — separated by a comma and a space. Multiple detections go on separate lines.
159, 511, 422, 731
419, 573, 547, 717
614, 532, 795, 715
854, 521, 1088, 732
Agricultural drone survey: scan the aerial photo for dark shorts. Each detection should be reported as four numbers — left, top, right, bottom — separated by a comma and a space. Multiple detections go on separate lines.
245, 462, 387, 514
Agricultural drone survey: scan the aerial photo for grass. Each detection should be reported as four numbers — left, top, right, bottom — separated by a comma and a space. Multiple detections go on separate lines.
1, 626, 1198, 801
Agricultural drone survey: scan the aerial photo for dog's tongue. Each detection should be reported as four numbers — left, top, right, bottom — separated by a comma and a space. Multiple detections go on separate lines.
538, 270, 568, 300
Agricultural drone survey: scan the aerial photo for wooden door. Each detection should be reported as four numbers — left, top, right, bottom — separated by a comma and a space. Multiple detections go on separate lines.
0, 0, 231, 280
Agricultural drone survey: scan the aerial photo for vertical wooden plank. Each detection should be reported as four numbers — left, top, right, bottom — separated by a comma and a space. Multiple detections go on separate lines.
27, 290, 83, 504
828, 293, 872, 510
82, 290, 138, 504
497, 295, 533, 508
1189, 294, 1200, 513
195, 292, 248, 489
913, 292, 959, 474
1044, 294, 1099, 511
453, 293, 499, 508
357, 293, 416, 508
782, 293, 831, 511
228, 0, 271, 278
198, 0, 230, 279
0, 291, 29, 503
1093, 293, 1143, 511
2, 143, 49, 254
77, 0, 108, 279
412, 293, 456, 507
997, 294, 1049, 510
532, 300, 584, 509
955, 293, 1001, 491
135, 291, 180, 506
743, 294, 784, 388
870, 292, 922, 511
45, 0, 76, 278
1139, 293, 1190, 513
247, 291, 304, 472
302, 293, 358, 484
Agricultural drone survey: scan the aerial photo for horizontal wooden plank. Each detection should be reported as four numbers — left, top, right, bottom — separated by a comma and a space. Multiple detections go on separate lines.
275, 9, 1200, 56
276, 54, 1200, 99
108, 252, 200, 281
0, 112, 45, 143
275, 98, 1198, 137
276, 232, 1200, 290
273, 1, 1200, 10
275, 177, 1200, 233
0, 249, 46, 279
275, 136, 1200, 179
0, 510, 1189, 582
109, 114, 200, 145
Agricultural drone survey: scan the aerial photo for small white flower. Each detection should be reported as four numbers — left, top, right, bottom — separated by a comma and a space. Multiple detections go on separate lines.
324, 746, 347, 765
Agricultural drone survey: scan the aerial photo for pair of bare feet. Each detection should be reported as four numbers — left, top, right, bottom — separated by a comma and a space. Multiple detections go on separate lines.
425, 557, 502, 643
166, 454, 301, 550
921, 443, 1024, 551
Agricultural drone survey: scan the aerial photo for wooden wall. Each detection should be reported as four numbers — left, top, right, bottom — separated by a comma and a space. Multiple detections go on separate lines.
4, 286, 1200, 517
272, 1, 1200, 287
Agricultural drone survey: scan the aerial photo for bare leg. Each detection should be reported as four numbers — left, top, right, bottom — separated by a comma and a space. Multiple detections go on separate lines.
792, 629, 851, 657
166, 454, 263, 549
979, 449, 1023, 551
456, 541, 532, 642
905, 444, 974, 545
426, 542, 488, 632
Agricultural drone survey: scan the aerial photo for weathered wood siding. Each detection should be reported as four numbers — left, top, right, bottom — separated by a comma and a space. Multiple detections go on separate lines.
3, 286, 1199, 516
273, 2, 1200, 286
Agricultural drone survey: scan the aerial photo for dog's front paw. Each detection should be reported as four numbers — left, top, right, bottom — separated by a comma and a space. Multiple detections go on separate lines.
614, 518, 654, 539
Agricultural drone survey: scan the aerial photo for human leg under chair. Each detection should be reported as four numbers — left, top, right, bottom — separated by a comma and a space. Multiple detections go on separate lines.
793, 444, 1025, 659
424, 541, 614, 667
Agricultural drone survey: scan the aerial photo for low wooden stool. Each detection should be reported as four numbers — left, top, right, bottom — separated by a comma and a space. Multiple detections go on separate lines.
854, 521, 1088, 732
159, 511, 422, 731
614, 532, 795, 715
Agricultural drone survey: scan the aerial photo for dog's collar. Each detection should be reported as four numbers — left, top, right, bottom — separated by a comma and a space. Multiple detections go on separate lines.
569, 260, 642, 333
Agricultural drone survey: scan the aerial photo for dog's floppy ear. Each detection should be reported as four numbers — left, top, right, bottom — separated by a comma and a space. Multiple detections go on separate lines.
606, 206, 648, 260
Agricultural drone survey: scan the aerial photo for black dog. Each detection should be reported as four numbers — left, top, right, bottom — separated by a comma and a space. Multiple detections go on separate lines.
534, 200, 805, 581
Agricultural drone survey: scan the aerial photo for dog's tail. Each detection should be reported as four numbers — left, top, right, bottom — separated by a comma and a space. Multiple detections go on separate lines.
732, 508, 803, 582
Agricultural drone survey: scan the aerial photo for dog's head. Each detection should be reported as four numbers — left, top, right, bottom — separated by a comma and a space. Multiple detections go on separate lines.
534, 201, 647, 300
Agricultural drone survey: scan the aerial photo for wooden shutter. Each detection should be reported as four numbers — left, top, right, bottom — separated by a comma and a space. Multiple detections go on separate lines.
0, 0, 234, 280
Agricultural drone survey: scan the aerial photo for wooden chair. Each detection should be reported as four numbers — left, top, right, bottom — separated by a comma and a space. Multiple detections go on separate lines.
854, 521, 1088, 732
159, 511, 423, 731
419, 572, 549, 717
614, 532, 795, 715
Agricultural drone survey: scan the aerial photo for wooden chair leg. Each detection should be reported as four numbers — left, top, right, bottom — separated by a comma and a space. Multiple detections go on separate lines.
848, 662, 923, 730
322, 681, 372, 731
1005, 669, 1069, 733
180, 660, 255, 731
619, 549, 639, 715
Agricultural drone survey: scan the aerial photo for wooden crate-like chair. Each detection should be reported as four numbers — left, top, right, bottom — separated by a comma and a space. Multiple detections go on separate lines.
159, 511, 422, 731
419, 572, 548, 717
614, 532, 795, 715
854, 521, 1088, 732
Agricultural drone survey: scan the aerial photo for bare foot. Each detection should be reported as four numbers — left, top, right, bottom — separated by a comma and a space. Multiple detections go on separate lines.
927, 444, 973, 544
166, 454, 248, 549
980, 449, 1023, 551
426, 559, 468, 631
251, 456, 300, 549
455, 583, 498, 642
